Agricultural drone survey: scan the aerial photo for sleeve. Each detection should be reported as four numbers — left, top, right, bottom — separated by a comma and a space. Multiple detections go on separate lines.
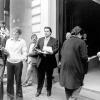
80, 41, 88, 60
5, 28, 9, 37
80, 41, 88, 74
36, 38, 40, 49
52, 39, 59, 54
5, 39, 9, 50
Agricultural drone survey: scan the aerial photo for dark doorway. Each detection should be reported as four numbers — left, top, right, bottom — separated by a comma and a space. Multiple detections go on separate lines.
57, 0, 100, 56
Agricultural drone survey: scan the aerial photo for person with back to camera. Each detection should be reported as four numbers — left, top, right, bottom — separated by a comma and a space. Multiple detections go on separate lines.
22, 34, 38, 87
35, 26, 58, 97
59, 26, 88, 100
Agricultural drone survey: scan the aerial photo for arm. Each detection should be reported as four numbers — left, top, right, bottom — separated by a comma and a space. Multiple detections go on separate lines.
28, 43, 38, 57
80, 41, 88, 61
52, 39, 59, 55
80, 41, 88, 74
2, 39, 10, 56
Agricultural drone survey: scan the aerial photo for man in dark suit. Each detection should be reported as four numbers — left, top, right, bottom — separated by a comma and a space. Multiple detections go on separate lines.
35, 26, 58, 97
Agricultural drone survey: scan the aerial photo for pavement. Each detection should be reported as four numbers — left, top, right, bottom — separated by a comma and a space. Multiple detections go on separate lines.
3, 81, 100, 100
2, 66, 100, 100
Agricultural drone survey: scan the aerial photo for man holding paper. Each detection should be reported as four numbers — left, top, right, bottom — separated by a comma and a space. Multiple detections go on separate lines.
35, 26, 58, 97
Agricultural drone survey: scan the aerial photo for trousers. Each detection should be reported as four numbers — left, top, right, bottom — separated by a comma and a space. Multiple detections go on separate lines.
7, 61, 23, 98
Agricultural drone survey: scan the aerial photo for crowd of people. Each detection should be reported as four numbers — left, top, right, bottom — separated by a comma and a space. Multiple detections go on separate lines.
0, 24, 99, 100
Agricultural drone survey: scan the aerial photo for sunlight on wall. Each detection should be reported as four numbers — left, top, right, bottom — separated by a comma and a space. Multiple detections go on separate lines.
32, 0, 56, 38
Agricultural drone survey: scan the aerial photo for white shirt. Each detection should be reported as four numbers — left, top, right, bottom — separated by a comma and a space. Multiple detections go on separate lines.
43, 37, 53, 53
5, 38, 27, 63
43, 37, 50, 46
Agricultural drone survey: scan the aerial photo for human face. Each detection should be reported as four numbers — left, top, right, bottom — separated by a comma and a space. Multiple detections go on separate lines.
83, 34, 87, 39
31, 35, 37, 42
12, 31, 20, 40
44, 28, 51, 38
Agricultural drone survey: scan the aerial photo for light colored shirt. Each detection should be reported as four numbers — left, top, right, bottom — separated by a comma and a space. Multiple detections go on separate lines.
5, 38, 27, 63
43, 37, 50, 46
43, 37, 53, 53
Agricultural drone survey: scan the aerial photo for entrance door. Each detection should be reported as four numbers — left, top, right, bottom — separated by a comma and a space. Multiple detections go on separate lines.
56, 0, 100, 94
57, 0, 100, 56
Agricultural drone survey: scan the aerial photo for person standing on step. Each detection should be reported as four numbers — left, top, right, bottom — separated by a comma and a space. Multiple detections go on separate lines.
35, 26, 58, 97
22, 34, 38, 87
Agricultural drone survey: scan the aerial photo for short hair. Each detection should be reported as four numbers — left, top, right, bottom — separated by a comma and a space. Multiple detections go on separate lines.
71, 26, 83, 35
31, 34, 37, 40
2, 22, 5, 25
13, 27, 22, 35
44, 26, 52, 33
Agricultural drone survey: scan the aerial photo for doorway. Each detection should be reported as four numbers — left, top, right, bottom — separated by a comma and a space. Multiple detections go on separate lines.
57, 0, 100, 56
56, 0, 100, 93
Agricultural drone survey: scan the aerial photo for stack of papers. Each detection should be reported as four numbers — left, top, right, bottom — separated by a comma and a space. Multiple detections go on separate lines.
35, 49, 47, 54
42, 46, 53, 53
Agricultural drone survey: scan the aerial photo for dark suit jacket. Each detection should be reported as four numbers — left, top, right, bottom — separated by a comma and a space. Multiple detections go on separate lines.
36, 37, 58, 68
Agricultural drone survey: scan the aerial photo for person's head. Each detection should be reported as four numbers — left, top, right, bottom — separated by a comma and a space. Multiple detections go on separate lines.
83, 33, 87, 40
12, 27, 22, 40
1, 22, 6, 29
31, 34, 37, 42
66, 32, 71, 40
44, 26, 52, 38
71, 26, 83, 38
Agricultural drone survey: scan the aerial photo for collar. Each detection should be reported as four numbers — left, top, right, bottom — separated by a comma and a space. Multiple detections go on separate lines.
44, 36, 50, 40
11, 38, 21, 41
71, 35, 81, 39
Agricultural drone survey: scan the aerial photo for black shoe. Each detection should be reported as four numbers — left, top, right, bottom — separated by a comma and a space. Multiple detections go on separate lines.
35, 92, 41, 97
47, 91, 51, 96
16, 93, 23, 98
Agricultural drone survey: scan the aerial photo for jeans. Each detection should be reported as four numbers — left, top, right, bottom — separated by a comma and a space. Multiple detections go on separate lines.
7, 61, 23, 98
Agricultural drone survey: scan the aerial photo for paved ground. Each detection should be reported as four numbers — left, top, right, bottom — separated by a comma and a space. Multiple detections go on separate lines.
3, 82, 98, 100
2, 67, 100, 100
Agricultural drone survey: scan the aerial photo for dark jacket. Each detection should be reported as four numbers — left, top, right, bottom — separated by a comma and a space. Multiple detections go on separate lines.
60, 36, 88, 89
36, 37, 58, 68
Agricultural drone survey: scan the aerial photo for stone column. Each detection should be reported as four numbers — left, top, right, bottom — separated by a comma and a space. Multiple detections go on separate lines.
10, 0, 32, 81
0, 0, 4, 23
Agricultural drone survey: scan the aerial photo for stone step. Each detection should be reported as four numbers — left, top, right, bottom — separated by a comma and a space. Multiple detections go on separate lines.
80, 88, 100, 100
53, 82, 100, 100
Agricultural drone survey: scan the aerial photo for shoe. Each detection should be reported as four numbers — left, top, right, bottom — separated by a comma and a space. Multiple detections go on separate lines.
7, 93, 14, 100
16, 93, 23, 97
35, 92, 41, 97
22, 82, 27, 86
69, 97, 77, 100
47, 91, 51, 96
23, 83, 33, 87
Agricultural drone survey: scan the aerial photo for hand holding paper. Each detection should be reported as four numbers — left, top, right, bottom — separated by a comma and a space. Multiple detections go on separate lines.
42, 46, 53, 54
